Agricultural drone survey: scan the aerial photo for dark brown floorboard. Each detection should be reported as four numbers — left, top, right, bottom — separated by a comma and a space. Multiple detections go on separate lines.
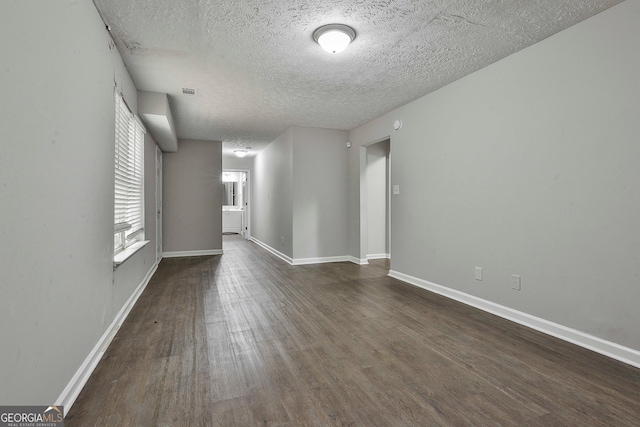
66, 235, 640, 426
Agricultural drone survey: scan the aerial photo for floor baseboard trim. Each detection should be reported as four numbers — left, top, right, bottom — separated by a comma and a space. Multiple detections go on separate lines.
367, 253, 390, 260
56, 261, 159, 416
388, 269, 640, 370
249, 238, 360, 266
250, 237, 294, 264
293, 256, 351, 265
348, 256, 369, 265
162, 249, 223, 258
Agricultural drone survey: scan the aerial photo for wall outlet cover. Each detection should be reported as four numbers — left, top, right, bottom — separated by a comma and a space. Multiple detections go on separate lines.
512, 274, 521, 291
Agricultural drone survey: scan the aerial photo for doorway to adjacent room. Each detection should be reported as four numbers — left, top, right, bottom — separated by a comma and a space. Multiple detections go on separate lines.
222, 169, 250, 240
365, 139, 391, 262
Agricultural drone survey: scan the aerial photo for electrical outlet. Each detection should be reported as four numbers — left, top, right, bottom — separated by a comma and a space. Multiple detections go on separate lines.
281, 236, 285, 246
475, 267, 483, 281
512, 274, 521, 291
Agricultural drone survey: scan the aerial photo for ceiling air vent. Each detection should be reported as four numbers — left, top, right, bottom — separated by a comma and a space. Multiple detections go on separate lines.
181, 87, 197, 96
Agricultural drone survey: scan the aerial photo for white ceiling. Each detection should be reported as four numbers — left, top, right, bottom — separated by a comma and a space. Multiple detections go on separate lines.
93, 0, 622, 156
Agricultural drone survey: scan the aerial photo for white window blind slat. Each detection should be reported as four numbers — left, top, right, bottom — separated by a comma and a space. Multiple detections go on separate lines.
114, 92, 145, 254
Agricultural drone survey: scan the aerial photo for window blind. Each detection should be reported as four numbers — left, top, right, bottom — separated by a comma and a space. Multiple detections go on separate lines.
114, 92, 145, 253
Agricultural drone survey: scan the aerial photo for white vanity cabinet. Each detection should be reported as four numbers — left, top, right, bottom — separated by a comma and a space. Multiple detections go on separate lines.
223, 210, 243, 234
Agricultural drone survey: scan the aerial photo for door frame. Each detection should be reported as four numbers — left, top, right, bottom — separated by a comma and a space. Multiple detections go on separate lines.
222, 168, 251, 240
155, 146, 162, 263
360, 136, 392, 263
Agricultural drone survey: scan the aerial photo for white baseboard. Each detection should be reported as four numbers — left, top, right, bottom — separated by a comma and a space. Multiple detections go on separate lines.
388, 270, 640, 369
162, 249, 223, 258
367, 253, 390, 260
56, 261, 159, 415
250, 237, 293, 264
293, 256, 351, 265
250, 238, 366, 266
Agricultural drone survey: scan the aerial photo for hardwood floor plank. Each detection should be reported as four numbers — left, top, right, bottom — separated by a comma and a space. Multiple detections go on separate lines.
299, 345, 396, 426
206, 321, 246, 403
238, 298, 282, 343
284, 349, 359, 426
208, 397, 258, 427
256, 340, 334, 426
66, 235, 640, 426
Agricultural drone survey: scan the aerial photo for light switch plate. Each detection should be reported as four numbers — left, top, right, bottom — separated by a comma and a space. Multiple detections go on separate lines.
393, 185, 400, 195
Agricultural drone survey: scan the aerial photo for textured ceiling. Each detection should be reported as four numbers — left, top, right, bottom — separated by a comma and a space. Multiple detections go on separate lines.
93, 0, 622, 156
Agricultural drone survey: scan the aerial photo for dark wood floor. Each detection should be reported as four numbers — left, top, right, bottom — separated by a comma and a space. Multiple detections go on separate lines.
66, 235, 640, 426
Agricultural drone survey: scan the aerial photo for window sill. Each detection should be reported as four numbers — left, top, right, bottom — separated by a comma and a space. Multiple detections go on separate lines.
114, 240, 150, 269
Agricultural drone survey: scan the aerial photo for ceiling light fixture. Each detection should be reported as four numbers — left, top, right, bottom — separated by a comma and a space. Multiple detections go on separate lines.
234, 150, 248, 158
313, 24, 356, 54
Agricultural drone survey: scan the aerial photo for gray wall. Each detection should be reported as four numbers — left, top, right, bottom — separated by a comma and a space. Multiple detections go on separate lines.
252, 127, 349, 261
222, 154, 253, 171
349, 1, 640, 351
252, 129, 294, 257
0, 0, 158, 404
163, 139, 222, 253
292, 127, 349, 260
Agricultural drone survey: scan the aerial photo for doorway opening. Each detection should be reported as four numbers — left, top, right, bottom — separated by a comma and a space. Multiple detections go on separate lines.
364, 139, 391, 262
222, 169, 250, 241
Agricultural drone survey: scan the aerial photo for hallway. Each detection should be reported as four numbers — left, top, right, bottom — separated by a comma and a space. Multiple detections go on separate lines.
66, 235, 640, 425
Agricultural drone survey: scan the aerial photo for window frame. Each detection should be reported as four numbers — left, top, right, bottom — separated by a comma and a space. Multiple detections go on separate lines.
114, 91, 146, 257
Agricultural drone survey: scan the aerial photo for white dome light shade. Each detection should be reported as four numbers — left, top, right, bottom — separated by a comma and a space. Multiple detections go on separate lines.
317, 30, 351, 53
234, 150, 247, 158
313, 24, 356, 54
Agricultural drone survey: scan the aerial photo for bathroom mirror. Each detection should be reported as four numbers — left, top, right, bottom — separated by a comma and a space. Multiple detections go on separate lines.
223, 182, 239, 206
